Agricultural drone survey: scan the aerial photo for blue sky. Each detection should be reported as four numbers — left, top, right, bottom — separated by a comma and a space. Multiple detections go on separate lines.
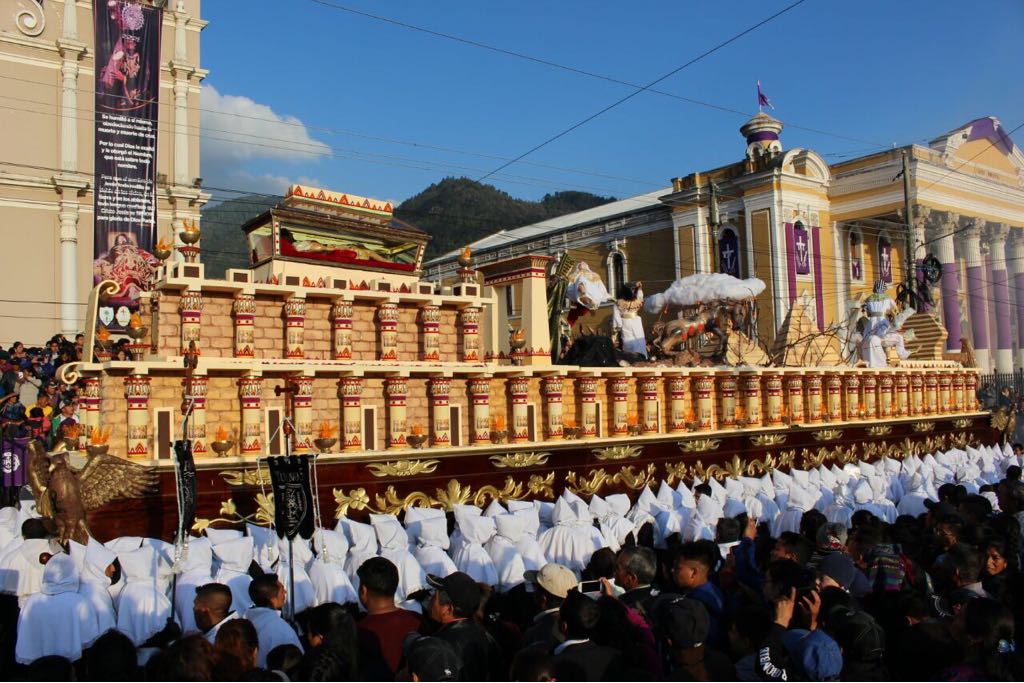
199, 0, 1024, 206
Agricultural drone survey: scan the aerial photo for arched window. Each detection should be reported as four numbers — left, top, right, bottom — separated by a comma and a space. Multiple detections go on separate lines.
718, 226, 741, 277
878, 234, 893, 283
849, 230, 863, 282
606, 248, 627, 299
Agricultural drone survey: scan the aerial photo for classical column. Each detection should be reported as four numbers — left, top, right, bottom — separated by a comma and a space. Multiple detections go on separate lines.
420, 305, 441, 361
183, 375, 209, 457
339, 378, 364, 452
843, 373, 861, 420
952, 372, 965, 412
173, 78, 190, 186
909, 373, 924, 416
924, 372, 939, 415
667, 376, 689, 433
79, 377, 101, 441
541, 376, 564, 441
694, 373, 715, 430
384, 378, 409, 449
468, 378, 492, 444
825, 373, 843, 422
878, 373, 894, 418
764, 372, 784, 425
232, 294, 256, 358
962, 222, 992, 372
284, 297, 306, 359
508, 377, 531, 443
577, 377, 598, 438
178, 290, 203, 355
460, 307, 482, 362
987, 223, 1014, 373
124, 375, 151, 459
785, 374, 805, 424
428, 377, 451, 447
290, 376, 314, 454
238, 376, 263, 456
637, 376, 660, 433
377, 302, 399, 361
610, 377, 630, 436
931, 212, 963, 350
894, 373, 910, 417
1008, 231, 1024, 370
965, 373, 979, 411
805, 373, 823, 423
58, 200, 80, 336
331, 300, 353, 360
862, 372, 878, 419
740, 373, 762, 427
717, 374, 737, 429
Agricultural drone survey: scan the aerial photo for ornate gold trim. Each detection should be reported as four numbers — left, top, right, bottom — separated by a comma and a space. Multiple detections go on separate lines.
565, 464, 658, 497
750, 433, 787, 447
591, 445, 643, 461
911, 422, 936, 433
220, 469, 269, 487
811, 429, 843, 442
489, 452, 550, 469
678, 438, 722, 453
193, 493, 275, 532
664, 460, 690, 485
951, 417, 972, 429
866, 425, 892, 436
800, 446, 832, 469
365, 459, 441, 478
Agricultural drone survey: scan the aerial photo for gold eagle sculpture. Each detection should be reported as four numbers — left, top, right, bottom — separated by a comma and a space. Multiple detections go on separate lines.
26, 440, 157, 544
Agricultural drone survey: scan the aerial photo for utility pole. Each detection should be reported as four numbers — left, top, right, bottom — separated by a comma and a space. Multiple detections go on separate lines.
708, 181, 720, 273
901, 149, 916, 291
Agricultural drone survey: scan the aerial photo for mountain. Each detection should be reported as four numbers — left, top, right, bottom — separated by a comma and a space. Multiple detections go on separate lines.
199, 194, 280, 277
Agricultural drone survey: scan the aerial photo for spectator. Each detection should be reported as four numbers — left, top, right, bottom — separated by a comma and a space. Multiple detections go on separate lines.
82, 629, 139, 681
194, 582, 238, 643
551, 591, 622, 681
656, 595, 734, 681
671, 541, 726, 647
304, 602, 359, 681
614, 545, 658, 616
244, 574, 302, 668
266, 643, 303, 681
213, 617, 259, 680
426, 571, 500, 681
356, 556, 422, 679
404, 635, 463, 682
521, 563, 576, 649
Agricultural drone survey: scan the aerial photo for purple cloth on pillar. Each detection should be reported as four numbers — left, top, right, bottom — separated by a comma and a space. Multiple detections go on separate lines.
1016, 273, 1024, 347
941, 263, 962, 350
812, 227, 825, 331
785, 223, 797, 304
1, 438, 29, 488
966, 265, 990, 351
993, 269, 1013, 351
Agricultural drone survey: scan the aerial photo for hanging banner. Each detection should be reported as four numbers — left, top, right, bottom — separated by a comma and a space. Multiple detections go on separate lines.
718, 230, 740, 278
172, 439, 197, 542
1, 437, 29, 491
267, 455, 315, 540
879, 238, 893, 283
93, 0, 162, 329
793, 224, 811, 275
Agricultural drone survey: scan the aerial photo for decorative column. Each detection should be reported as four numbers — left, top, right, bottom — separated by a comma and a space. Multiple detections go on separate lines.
763, 373, 783, 425
932, 212, 963, 350
232, 294, 256, 358
717, 374, 737, 429
805, 373, 823, 423
331, 300, 353, 360
667, 376, 689, 433
843, 373, 861, 420
339, 378, 364, 451
79, 377, 101, 443
290, 376, 314, 454
576, 377, 598, 438
637, 377, 660, 433
988, 223, 1014, 373
862, 372, 878, 419
428, 377, 452, 447
937, 372, 952, 415
468, 378, 492, 445
183, 375, 209, 457
878, 373, 894, 418
924, 372, 938, 415
1008, 231, 1024, 369
384, 378, 409, 449
908, 373, 924, 416
694, 373, 715, 431
610, 377, 630, 436
894, 373, 910, 417
825, 373, 843, 422
124, 375, 151, 459
58, 200, 81, 336
238, 376, 264, 456
460, 307, 482, 362
965, 373, 979, 411
962, 222, 991, 372
785, 374, 805, 423
420, 305, 441, 361
541, 376, 564, 441
377, 302, 399, 361
284, 297, 306, 359
952, 372, 965, 413
509, 377, 531, 443
740, 373, 762, 428
178, 290, 204, 355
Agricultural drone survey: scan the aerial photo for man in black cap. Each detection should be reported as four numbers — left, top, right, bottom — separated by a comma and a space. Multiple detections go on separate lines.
426, 572, 500, 681
656, 595, 734, 681
403, 635, 462, 682
551, 591, 623, 681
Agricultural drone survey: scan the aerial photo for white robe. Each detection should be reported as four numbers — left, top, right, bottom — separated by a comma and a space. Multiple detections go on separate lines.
538, 499, 600, 574
68, 539, 117, 635
212, 537, 255, 614
406, 512, 458, 578
174, 537, 214, 633
308, 529, 358, 607
244, 606, 303, 668
338, 518, 378, 584
371, 514, 427, 600
451, 508, 499, 585
276, 537, 316, 616
0, 537, 58, 607
116, 546, 173, 646
16, 554, 99, 664
613, 297, 647, 357
485, 513, 529, 592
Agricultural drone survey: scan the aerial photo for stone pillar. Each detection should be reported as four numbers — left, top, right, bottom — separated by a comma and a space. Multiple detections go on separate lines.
460, 307, 482, 362
805, 373, 823, 423
541, 376, 564, 441
965, 373, 979, 411
377, 302, 399, 361
178, 290, 203, 355
717, 374, 737, 428
58, 200, 80, 336
577, 377, 598, 438
183, 375, 209, 457
508, 377, 531, 443
987, 223, 1014, 373
862, 372, 878, 419
428, 377, 452, 447
610, 377, 630, 436
666, 376, 689, 433
1008, 231, 1024, 370
894, 373, 910, 417
924, 372, 938, 415
785, 374, 805, 423
331, 300, 353, 360
238, 376, 263, 456
79, 377, 101, 442
173, 77, 191, 186
468, 378, 492, 445
952, 372, 965, 412
694, 373, 715, 430
284, 297, 306, 359
843, 373, 861, 420
962, 222, 992, 372
420, 305, 441, 361
909, 373, 924, 416
232, 294, 256, 358
931, 212, 963, 350
339, 378, 364, 452
290, 376, 314, 454
124, 375, 151, 459
765, 373, 784, 425
384, 378, 409, 449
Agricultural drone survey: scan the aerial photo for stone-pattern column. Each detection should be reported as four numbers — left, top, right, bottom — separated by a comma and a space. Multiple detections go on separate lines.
862, 373, 878, 419
667, 376, 689, 433
339, 378, 364, 451
694, 373, 715, 430
232, 294, 256, 358
541, 377, 564, 441
765, 373, 784, 425
508, 377, 531, 442
238, 376, 263, 456
909, 373, 924, 416
124, 375, 151, 459
420, 305, 441, 361
717, 374, 737, 429
785, 375, 804, 423
378, 302, 399, 361
79, 377, 101, 443
932, 212, 963, 350
468, 378, 492, 445
1008, 231, 1024, 370
291, 376, 314, 454
284, 297, 306, 359
331, 300, 353, 360
460, 307, 482, 362
741, 373, 762, 427
937, 373, 952, 414
577, 377, 598, 438
962, 223, 991, 372
878, 373, 894, 418
183, 375, 209, 457
178, 290, 203, 355
965, 373, 979, 411
894, 373, 910, 417
988, 223, 1014, 373
952, 372, 965, 412
924, 373, 938, 415
428, 377, 452, 447
610, 377, 630, 436
384, 378, 408, 449
805, 373, 823, 423
843, 373, 861, 420
638, 377, 660, 433
825, 373, 843, 421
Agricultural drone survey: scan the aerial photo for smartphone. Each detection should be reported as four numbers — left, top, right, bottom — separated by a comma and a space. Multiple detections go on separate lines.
578, 580, 602, 594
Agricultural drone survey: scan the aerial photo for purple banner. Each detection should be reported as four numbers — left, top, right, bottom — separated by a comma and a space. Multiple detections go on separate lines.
941, 262, 962, 350
718, 229, 740, 278
993, 268, 1012, 351
785, 223, 797, 303
850, 234, 862, 281
93, 1, 162, 329
1016, 272, 1024, 348
793, 224, 811, 275
812, 227, 825, 331
1, 438, 28, 488
966, 265, 990, 351
878, 238, 893, 283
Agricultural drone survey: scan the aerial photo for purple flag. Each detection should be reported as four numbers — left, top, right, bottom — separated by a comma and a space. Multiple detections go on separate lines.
793, 224, 811, 275
719, 229, 741, 277
757, 81, 773, 110
879, 238, 893, 283
1, 438, 29, 488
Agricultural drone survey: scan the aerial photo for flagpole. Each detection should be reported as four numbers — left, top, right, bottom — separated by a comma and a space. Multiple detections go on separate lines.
757, 81, 762, 113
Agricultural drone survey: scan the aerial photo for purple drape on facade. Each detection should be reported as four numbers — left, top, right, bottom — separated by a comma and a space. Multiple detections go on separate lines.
719, 230, 740, 278
879, 239, 893, 283
966, 265, 990, 352
811, 226, 825, 331
941, 262, 962, 350
793, 225, 811, 275
785, 223, 797, 304
993, 268, 1013, 351
1016, 273, 1024, 348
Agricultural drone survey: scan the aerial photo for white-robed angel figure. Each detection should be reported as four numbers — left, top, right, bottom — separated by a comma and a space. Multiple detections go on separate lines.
859, 279, 912, 368
612, 282, 647, 358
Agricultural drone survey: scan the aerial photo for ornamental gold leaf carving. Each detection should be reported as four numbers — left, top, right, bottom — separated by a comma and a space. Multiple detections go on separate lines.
911, 421, 936, 433
749, 433, 787, 447
591, 445, 643, 462
678, 438, 722, 453
220, 469, 269, 487
951, 418, 971, 429
866, 425, 892, 436
489, 452, 550, 469
811, 429, 843, 442
664, 461, 690, 485
365, 459, 441, 478
333, 487, 370, 518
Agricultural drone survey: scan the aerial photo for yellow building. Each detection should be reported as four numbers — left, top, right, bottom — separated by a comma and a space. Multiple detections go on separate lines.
426, 113, 1024, 375
0, 0, 208, 345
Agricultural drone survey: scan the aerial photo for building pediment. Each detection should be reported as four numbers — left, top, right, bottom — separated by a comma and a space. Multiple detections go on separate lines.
929, 116, 1024, 176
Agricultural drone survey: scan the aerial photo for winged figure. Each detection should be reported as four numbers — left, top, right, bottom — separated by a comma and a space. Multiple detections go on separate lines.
26, 440, 157, 544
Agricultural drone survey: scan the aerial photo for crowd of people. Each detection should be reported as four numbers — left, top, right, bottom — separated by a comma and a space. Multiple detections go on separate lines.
0, 438, 1022, 681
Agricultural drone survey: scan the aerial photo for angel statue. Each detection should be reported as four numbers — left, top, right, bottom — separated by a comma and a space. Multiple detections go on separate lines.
27, 440, 156, 544
859, 279, 913, 368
